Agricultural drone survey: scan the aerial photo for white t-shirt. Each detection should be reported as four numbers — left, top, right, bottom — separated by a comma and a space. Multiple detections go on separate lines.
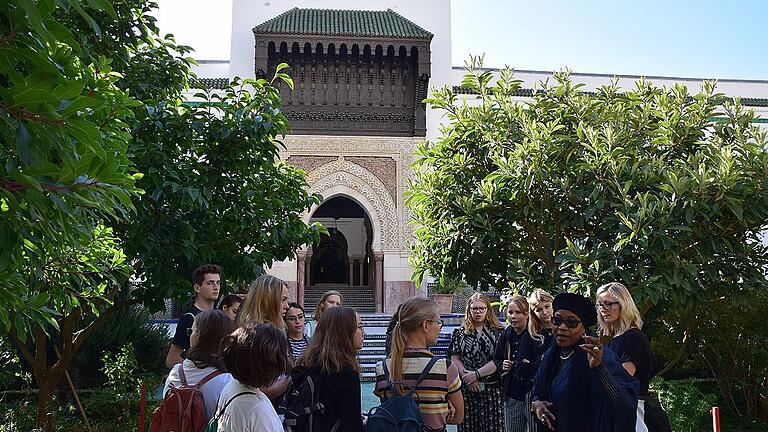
215, 379, 283, 432
162, 360, 232, 423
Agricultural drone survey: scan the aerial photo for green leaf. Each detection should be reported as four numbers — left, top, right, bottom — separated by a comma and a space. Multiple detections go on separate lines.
9, 88, 59, 108
53, 80, 86, 101
0, 307, 10, 332
15, 123, 34, 165
61, 96, 105, 116
30, 292, 50, 308
275, 63, 290, 74
70, 0, 102, 39
16, 0, 56, 46
85, 0, 117, 18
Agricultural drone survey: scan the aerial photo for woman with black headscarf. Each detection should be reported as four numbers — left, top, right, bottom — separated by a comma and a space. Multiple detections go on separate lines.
530, 293, 639, 432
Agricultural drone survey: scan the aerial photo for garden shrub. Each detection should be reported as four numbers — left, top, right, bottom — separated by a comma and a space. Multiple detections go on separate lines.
78, 305, 169, 387
652, 377, 717, 432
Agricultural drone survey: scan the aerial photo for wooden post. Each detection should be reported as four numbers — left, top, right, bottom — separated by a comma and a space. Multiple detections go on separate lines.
54, 347, 92, 432
139, 383, 146, 432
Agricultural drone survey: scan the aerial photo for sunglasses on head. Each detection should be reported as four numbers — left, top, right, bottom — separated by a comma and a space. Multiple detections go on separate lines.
552, 316, 582, 329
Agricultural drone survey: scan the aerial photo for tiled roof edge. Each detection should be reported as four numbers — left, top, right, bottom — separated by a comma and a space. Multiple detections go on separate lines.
452, 86, 768, 107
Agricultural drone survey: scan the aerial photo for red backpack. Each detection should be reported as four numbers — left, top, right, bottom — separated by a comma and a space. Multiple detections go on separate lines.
150, 364, 223, 432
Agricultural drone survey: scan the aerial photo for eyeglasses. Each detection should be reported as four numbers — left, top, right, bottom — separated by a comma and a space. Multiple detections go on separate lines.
356, 324, 365, 330
552, 316, 582, 329
285, 315, 305, 322
470, 306, 488, 312
596, 301, 619, 311
426, 319, 444, 328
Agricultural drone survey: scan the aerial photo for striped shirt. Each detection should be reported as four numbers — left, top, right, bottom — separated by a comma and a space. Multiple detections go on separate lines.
287, 334, 309, 360
374, 349, 462, 430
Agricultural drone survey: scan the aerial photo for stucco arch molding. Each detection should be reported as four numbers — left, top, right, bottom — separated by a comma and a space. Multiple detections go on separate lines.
306, 157, 399, 251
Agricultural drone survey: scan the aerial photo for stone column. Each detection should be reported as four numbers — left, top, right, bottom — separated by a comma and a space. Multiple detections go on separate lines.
297, 251, 306, 307
349, 259, 354, 286
306, 256, 312, 287
358, 259, 364, 288
374, 252, 384, 312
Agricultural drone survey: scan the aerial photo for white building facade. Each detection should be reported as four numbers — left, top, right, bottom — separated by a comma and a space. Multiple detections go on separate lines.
184, 0, 768, 313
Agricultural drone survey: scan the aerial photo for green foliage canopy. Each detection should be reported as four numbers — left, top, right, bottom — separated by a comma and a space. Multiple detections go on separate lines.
407, 57, 768, 314
0, 0, 140, 339
122, 78, 324, 308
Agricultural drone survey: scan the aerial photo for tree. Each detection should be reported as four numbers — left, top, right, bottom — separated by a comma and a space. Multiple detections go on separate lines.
121, 78, 324, 309
56, 0, 323, 305
2, 1, 322, 429
1, 1, 140, 428
407, 56, 768, 368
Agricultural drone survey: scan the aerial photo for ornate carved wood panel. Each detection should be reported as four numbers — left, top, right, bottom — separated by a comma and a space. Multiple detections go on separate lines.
254, 36, 431, 136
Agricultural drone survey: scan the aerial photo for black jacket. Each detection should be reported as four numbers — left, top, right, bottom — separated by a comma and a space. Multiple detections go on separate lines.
291, 364, 363, 432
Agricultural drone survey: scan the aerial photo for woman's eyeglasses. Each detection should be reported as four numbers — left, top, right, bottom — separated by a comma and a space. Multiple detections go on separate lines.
595, 301, 619, 311
426, 319, 444, 328
552, 316, 582, 329
470, 306, 488, 312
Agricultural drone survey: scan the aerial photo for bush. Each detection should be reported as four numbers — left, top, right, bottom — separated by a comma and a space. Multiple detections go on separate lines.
0, 338, 32, 392
721, 416, 768, 432
652, 377, 717, 432
78, 305, 169, 387
0, 392, 161, 432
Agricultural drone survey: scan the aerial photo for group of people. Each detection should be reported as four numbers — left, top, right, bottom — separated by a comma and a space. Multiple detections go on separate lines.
161, 264, 669, 432
162, 265, 362, 431
490, 285, 672, 432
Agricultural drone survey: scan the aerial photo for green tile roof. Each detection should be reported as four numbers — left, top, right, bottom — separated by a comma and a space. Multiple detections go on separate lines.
195, 77, 229, 89
253, 8, 433, 39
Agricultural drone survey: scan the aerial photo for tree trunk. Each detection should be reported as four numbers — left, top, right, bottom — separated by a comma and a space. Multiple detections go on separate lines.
36, 377, 59, 432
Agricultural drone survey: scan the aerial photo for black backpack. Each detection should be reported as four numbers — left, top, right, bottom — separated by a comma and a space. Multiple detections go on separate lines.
366, 356, 442, 432
281, 367, 341, 432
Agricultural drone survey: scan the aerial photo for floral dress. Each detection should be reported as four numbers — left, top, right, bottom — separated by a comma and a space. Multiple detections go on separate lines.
448, 325, 505, 432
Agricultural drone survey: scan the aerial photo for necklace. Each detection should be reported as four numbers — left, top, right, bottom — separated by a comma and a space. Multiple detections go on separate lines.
559, 349, 574, 360
404, 346, 428, 351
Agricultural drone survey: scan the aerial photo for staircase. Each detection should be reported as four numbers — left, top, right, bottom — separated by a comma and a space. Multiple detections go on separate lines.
304, 285, 375, 313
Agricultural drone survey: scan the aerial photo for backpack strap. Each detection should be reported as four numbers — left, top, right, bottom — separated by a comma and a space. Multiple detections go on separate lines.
382, 355, 442, 398
196, 370, 224, 388
214, 392, 258, 420
408, 355, 441, 396
177, 363, 188, 387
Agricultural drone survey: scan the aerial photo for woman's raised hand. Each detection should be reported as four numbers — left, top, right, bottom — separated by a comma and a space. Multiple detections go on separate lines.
580, 335, 603, 368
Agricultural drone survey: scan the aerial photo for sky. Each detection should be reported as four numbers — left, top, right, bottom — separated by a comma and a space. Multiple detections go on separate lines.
155, 0, 767, 80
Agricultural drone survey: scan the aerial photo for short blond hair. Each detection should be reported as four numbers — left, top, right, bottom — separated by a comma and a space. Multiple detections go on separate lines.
596, 282, 644, 336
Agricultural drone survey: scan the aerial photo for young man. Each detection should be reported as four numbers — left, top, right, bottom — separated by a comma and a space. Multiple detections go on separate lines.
165, 264, 221, 368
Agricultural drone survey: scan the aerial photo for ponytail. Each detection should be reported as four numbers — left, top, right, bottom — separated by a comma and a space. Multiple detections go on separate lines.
386, 297, 439, 386
389, 321, 407, 384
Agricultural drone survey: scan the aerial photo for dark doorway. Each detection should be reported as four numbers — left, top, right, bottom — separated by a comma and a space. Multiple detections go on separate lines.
311, 229, 349, 284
